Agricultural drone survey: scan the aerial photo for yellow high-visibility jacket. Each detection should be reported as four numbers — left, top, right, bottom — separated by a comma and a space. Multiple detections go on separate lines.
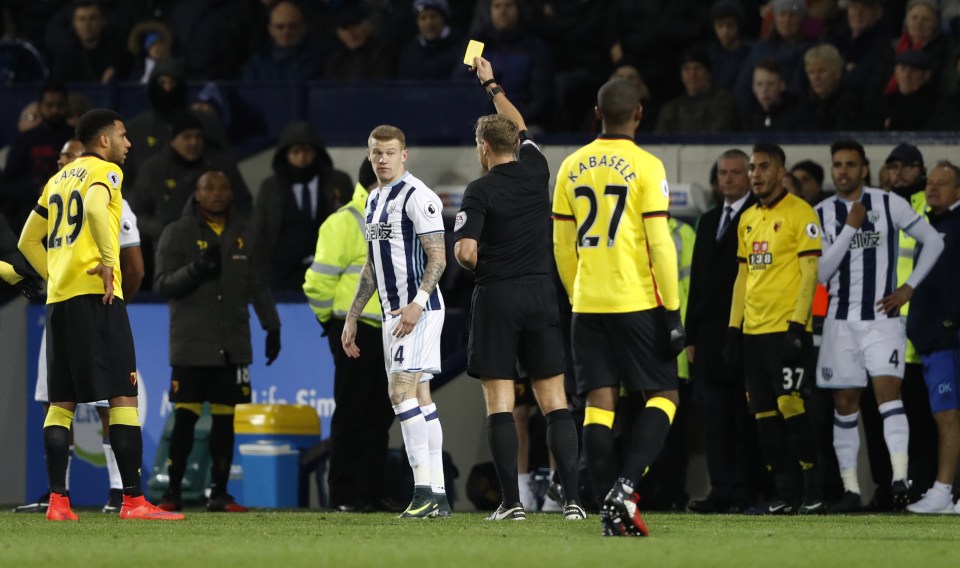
896, 191, 927, 364
671, 217, 695, 380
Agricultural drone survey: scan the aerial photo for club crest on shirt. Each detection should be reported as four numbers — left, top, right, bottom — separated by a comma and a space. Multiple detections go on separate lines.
454, 211, 467, 232
773, 221, 783, 232
867, 210, 880, 224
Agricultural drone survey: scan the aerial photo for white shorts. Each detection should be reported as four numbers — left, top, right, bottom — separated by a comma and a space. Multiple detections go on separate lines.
381, 309, 444, 383
35, 328, 112, 408
816, 317, 906, 388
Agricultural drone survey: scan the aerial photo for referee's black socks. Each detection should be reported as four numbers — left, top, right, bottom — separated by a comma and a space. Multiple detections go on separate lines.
43, 406, 74, 495
545, 409, 581, 504
486, 412, 521, 506
109, 407, 145, 497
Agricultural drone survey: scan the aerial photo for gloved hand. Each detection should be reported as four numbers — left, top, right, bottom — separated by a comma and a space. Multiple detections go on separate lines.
783, 321, 805, 364
15, 273, 43, 300
266, 328, 281, 365
193, 244, 221, 277
663, 309, 686, 358
722, 327, 742, 365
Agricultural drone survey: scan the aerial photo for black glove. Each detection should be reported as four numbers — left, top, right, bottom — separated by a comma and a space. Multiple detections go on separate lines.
782, 321, 805, 364
722, 327, 742, 365
193, 244, 221, 277
663, 309, 686, 359
14, 274, 43, 300
265, 328, 281, 365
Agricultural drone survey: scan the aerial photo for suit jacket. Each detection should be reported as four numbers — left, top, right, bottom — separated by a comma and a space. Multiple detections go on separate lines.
686, 193, 756, 383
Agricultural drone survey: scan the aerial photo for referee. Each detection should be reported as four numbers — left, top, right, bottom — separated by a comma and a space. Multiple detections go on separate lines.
726, 143, 824, 515
454, 56, 584, 522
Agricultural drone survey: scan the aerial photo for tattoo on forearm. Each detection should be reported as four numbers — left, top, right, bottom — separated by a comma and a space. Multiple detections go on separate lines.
349, 260, 377, 318
418, 233, 446, 295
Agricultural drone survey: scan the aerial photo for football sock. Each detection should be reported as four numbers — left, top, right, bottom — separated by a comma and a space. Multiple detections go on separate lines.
103, 443, 123, 490
781, 416, 821, 500
421, 403, 445, 494
755, 411, 801, 502
166, 406, 200, 495
583, 407, 616, 498
621, 397, 675, 486
43, 406, 74, 495
109, 407, 143, 497
394, 399, 431, 488
545, 409, 580, 504
486, 412, 520, 506
209, 407, 235, 497
878, 400, 909, 481
833, 411, 861, 494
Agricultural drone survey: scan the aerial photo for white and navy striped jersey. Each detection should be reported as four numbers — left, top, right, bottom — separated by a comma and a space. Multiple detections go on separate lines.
815, 187, 920, 321
364, 172, 445, 318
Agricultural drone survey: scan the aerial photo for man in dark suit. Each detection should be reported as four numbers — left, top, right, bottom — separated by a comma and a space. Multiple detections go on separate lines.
685, 148, 764, 513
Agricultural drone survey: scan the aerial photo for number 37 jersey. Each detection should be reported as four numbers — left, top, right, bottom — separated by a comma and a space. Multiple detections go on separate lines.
36, 154, 125, 303
552, 135, 670, 313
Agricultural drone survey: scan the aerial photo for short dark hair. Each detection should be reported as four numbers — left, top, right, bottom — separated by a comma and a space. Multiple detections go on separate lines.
597, 78, 640, 125
39, 81, 68, 101
830, 139, 867, 164
754, 59, 783, 78
752, 142, 785, 166
791, 160, 824, 185
72, 0, 102, 12
75, 108, 123, 146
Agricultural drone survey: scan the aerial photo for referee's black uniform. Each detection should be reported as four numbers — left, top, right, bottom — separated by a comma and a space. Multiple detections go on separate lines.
455, 134, 565, 379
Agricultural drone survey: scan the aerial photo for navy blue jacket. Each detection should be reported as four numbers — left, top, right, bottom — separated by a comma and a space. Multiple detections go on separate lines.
907, 206, 960, 355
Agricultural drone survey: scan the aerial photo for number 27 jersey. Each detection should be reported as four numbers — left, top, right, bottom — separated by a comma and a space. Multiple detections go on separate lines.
36, 154, 125, 303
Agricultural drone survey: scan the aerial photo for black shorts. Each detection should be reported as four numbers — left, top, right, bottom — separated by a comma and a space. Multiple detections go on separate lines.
170, 365, 252, 405
572, 309, 678, 396
467, 276, 566, 380
46, 295, 138, 403
742, 332, 814, 414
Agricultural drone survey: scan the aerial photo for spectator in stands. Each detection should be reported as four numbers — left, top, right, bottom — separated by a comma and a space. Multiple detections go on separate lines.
127, 20, 174, 84
829, 0, 890, 94
66, 93, 92, 128
655, 46, 738, 133
739, 59, 803, 131
125, 59, 231, 186
244, 1, 323, 82
876, 50, 943, 131
790, 160, 831, 205
167, 0, 256, 79
130, 111, 251, 259
734, 0, 813, 104
781, 171, 802, 196
884, 0, 948, 96
16, 102, 40, 133
706, 0, 752, 93
324, 2, 397, 81
50, 0, 129, 84
255, 121, 353, 291
582, 62, 658, 133
1, 83, 72, 231
800, 44, 860, 130
465, 0, 553, 130
398, 0, 463, 80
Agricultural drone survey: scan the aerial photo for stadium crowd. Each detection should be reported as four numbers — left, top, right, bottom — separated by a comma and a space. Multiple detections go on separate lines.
0, 0, 959, 528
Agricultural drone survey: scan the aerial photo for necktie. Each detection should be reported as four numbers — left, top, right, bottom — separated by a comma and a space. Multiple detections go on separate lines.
717, 205, 733, 240
300, 183, 313, 220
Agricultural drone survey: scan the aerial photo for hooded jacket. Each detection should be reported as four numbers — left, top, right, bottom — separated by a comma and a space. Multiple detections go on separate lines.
254, 122, 352, 290
154, 198, 279, 366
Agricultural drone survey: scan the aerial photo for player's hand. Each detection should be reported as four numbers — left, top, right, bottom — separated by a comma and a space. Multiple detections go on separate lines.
782, 321, 805, 364
341, 316, 360, 358
389, 303, 424, 338
722, 327, 741, 364
265, 328, 281, 365
14, 273, 43, 300
86, 262, 114, 304
473, 56, 493, 83
846, 201, 866, 230
663, 309, 686, 359
877, 284, 912, 316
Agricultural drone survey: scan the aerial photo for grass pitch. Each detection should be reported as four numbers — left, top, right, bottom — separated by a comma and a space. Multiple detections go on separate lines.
1, 510, 958, 567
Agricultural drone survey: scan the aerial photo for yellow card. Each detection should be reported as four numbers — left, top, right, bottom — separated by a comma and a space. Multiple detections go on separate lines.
463, 40, 484, 66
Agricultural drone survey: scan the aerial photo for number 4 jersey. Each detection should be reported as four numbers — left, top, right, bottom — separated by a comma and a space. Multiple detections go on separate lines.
36, 154, 125, 303
552, 134, 672, 313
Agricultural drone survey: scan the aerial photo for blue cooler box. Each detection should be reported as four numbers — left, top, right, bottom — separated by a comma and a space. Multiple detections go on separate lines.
234, 404, 322, 507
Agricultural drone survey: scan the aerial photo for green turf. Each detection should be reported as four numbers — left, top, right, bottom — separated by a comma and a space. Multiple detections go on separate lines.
1, 510, 958, 567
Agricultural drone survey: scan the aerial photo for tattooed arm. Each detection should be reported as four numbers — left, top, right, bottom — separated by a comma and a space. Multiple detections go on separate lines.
387, 232, 446, 339
342, 257, 377, 358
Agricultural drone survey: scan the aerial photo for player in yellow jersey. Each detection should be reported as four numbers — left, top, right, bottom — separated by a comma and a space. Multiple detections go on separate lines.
725, 143, 825, 515
18, 109, 183, 522
553, 78, 685, 537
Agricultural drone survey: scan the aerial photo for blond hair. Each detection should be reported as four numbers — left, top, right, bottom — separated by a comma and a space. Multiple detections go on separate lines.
369, 124, 406, 148
475, 114, 518, 156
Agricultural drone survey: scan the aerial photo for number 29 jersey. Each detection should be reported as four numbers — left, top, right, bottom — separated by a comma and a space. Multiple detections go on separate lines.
36, 154, 125, 303
552, 134, 670, 313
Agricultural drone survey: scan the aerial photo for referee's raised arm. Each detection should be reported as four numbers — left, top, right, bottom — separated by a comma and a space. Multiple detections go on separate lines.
472, 56, 527, 131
